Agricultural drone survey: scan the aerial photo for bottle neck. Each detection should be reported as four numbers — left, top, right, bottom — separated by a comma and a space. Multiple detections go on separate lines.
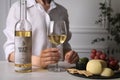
20, 0, 27, 20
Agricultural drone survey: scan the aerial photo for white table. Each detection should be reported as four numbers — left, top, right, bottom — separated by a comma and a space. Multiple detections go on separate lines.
0, 61, 120, 80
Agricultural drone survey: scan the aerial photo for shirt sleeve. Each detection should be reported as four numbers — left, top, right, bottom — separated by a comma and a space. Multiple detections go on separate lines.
3, 2, 19, 60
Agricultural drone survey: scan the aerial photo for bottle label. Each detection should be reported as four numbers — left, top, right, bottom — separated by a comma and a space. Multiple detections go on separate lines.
15, 37, 32, 64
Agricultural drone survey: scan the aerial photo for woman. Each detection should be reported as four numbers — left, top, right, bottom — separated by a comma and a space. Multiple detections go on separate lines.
3, 0, 79, 68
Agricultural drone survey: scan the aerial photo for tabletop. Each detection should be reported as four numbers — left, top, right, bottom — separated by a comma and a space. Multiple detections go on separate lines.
0, 61, 120, 80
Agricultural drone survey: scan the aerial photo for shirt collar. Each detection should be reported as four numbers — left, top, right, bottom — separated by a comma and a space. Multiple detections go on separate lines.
49, 1, 57, 11
26, 0, 57, 10
27, 0, 36, 8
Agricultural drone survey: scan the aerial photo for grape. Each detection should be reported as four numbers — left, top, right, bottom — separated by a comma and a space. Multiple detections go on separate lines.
90, 53, 96, 59
91, 49, 97, 54
109, 60, 117, 66
94, 56, 100, 59
115, 64, 119, 70
90, 49, 119, 71
107, 57, 119, 70
96, 51, 102, 56
100, 53, 106, 60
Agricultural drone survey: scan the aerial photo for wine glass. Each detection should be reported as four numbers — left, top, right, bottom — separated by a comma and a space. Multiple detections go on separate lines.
47, 20, 67, 72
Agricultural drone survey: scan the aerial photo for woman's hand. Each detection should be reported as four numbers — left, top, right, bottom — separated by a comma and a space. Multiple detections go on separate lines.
65, 50, 79, 64
32, 49, 79, 68
39, 48, 60, 68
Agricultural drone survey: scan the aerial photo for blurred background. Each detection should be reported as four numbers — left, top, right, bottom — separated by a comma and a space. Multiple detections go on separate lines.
0, 0, 120, 61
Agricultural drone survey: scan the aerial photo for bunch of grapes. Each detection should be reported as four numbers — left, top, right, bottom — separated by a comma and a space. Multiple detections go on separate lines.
107, 57, 119, 70
90, 49, 106, 60
90, 49, 119, 70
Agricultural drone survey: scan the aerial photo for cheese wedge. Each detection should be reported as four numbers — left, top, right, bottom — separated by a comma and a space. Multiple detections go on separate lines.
101, 68, 114, 77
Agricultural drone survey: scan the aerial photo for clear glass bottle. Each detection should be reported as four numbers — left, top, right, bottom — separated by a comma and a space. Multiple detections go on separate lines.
14, 0, 32, 72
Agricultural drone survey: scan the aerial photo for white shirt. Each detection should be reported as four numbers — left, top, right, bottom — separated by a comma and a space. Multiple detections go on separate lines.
3, 0, 71, 60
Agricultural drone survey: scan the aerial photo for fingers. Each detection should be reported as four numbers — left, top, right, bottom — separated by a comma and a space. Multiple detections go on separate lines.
41, 48, 60, 58
44, 55, 60, 62
40, 48, 60, 68
65, 50, 79, 64
65, 51, 73, 61
40, 59, 57, 68
41, 51, 60, 58
40, 56, 59, 68
70, 53, 79, 63
42, 48, 59, 53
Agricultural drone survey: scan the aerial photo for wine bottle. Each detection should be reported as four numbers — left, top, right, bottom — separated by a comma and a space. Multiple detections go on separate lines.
14, 0, 32, 72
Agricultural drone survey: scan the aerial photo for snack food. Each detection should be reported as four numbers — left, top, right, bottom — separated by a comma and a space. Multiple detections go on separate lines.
86, 60, 107, 75
101, 68, 114, 77
67, 68, 93, 77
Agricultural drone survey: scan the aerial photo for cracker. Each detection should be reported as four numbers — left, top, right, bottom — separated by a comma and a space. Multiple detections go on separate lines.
67, 68, 78, 74
67, 68, 93, 77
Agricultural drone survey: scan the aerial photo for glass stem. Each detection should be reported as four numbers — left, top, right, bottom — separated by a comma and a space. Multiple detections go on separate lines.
56, 63, 58, 70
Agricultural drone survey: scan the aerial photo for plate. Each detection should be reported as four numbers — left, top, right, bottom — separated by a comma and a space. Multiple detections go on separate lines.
67, 69, 120, 79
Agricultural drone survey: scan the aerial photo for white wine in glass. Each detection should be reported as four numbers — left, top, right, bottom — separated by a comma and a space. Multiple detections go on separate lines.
47, 20, 67, 72
48, 34, 67, 45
